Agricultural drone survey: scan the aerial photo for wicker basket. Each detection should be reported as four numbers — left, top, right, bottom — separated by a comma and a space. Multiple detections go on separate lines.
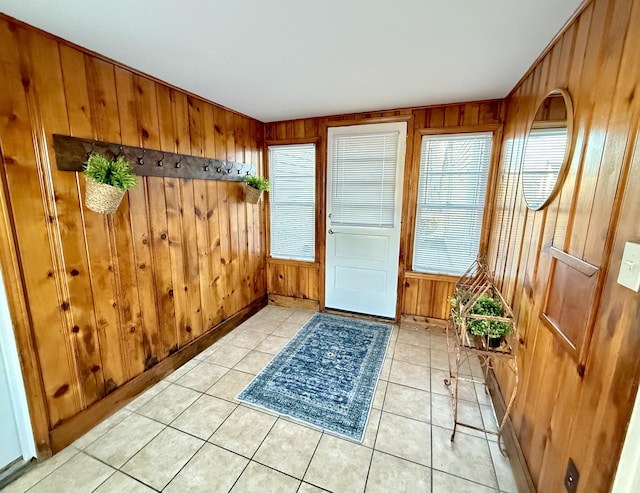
244, 183, 263, 204
85, 176, 126, 214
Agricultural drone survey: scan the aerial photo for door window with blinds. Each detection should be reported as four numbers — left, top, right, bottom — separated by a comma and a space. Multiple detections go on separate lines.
412, 132, 493, 276
330, 132, 399, 227
268, 144, 316, 261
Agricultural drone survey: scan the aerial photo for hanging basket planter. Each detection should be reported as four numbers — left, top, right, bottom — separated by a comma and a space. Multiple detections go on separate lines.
244, 183, 263, 204
83, 152, 137, 215
84, 176, 127, 214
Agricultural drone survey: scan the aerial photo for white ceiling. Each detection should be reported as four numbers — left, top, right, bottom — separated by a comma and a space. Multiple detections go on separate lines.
0, 0, 583, 122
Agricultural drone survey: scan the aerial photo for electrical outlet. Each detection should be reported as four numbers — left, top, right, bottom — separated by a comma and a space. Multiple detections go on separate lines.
564, 458, 580, 493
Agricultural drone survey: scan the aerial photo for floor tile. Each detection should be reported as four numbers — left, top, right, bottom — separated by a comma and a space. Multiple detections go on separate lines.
393, 342, 430, 367
93, 471, 155, 492
121, 427, 203, 490
397, 327, 431, 348
431, 425, 497, 488
388, 360, 430, 391
432, 469, 497, 493
362, 408, 381, 448
258, 306, 293, 323
304, 434, 372, 493
374, 412, 430, 466
298, 482, 327, 493
135, 383, 201, 424
192, 341, 223, 361
231, 461, 300, 492
205, 368, 255, 402
175, 360, 228, 392
365, 450, 431, 493
209, 406, 277, 457
430, 368, 477, 402
163, 359, 201, 383
230, 330, 270, 349
273, 321, 303, 338
28, 452, 114, 493
171, 394, 237, 440
488, 441, 518, 493
255, 334, 290, 354
125, 380, 170, 411
431, 392, 486, 439
372, 380, 388, 410
1, 446, 79, 493
207, 344, 253, 368
164, 443, 248, 493
379, 358, 392, 381
253, 419, 321, 479
480, 404, 499, 433
382, 383, 430, 422
234, 350, 274, 374
84, 413, 165, 468
73, 408, 132, 450
286, 310, 315, 324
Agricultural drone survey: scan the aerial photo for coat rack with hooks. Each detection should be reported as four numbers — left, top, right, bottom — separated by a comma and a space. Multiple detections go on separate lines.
53, 135, 256, 182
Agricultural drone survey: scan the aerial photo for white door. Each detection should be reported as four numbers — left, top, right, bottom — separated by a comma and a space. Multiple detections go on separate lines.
325, 122, 407, 318
0, 271, 35, 471
0, 346, 23, 469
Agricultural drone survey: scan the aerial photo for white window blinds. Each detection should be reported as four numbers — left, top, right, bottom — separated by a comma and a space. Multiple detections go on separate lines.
268, 144, 316, 261
412, 132, 493, 276
330, 132, 399, 228
522, 127, 568, 207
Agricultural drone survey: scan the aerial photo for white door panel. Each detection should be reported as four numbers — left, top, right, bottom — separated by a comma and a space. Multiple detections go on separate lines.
325, 122, 407, 318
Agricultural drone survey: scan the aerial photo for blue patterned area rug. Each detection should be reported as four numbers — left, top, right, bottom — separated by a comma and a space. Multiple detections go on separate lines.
237, 312, 392, 442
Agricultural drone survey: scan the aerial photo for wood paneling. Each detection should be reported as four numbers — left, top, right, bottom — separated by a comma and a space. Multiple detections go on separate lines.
265, 102, 504, 318
0, 15, 265, 453
487, 0, 640, 490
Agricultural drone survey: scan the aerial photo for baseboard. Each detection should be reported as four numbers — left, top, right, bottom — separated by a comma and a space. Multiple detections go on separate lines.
268, 294, 319, 311
400, 313, 448, 329
49, 294, 268, 453
487, 369, 536, 493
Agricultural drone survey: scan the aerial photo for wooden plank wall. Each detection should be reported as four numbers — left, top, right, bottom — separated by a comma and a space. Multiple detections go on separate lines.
0, 16, 266, 452
265, 102, 504, 318
487, 0, 640, 491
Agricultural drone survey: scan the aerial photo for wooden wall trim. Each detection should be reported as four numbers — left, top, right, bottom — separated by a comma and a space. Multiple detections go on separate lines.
267, 294, 319, 311
403, 271, 459, 283
49, 295, 267, 453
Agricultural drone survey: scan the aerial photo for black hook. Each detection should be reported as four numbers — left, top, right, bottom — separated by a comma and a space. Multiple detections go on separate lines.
204, 165, 210, 171
85, 142, 96, 160
175, 156, 182, 168
216, 167, 221, 173
158, 153, 164, 167
137, 149, 145, 165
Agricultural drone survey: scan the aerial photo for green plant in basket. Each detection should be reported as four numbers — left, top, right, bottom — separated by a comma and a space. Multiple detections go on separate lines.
450, 294, 513, 339
84, 153, 137, 190
244, 175, 270, 191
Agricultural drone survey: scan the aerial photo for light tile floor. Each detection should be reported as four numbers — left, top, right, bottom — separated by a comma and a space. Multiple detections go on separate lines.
2, 306, 518, 493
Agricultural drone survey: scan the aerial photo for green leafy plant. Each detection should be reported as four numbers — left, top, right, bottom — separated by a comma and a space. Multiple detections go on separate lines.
244, 175, 270, 191
84, 153, 137, 191
450, 294, 513, 339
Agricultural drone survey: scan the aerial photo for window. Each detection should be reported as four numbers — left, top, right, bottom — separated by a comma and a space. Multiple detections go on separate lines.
330, 131, 400, 228
268, 144, 316, 261
412, 132, 493, 276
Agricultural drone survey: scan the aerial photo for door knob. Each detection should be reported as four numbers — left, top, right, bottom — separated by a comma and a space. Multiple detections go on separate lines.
328, 229, 334, 235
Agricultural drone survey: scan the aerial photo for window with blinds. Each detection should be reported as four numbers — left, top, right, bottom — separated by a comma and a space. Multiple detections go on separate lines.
330, 132, 399, 228
268, 144, 316, 261
412, 132, 493, 276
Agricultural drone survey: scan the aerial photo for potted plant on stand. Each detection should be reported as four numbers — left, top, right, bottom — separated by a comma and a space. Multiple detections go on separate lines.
244, 175, 269, 204
83, 153, 137, 214
451, 294, 513, 349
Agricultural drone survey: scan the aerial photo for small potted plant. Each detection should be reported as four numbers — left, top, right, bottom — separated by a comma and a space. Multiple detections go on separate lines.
243, 175, 269, 204
83, 152, 137, 214
451, 294, 513, 349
